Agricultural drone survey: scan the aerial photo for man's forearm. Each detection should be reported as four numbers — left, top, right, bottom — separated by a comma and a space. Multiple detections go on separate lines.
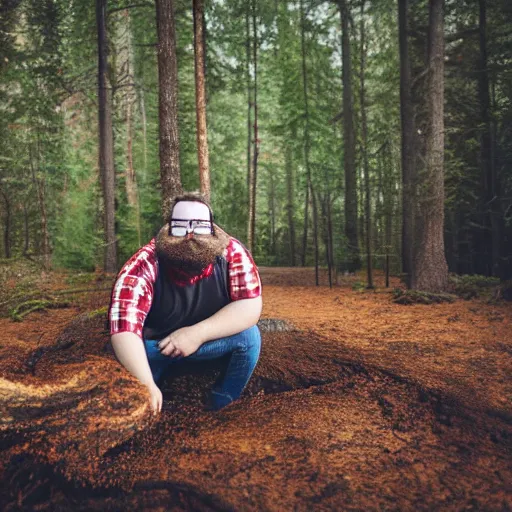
194, 296, 262, 344
111, 332, 155, 387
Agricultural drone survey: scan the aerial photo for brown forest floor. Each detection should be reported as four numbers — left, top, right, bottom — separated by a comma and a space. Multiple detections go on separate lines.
0, 266, 511, 511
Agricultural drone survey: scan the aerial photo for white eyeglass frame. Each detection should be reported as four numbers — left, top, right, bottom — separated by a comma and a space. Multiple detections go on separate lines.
169, 218, 214, 237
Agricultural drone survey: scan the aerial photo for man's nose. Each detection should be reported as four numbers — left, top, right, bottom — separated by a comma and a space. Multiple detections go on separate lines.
185, 230, 194, 239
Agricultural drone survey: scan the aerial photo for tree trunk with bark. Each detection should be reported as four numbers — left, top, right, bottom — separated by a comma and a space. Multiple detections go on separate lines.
156, 0, 182, 219
285, 142, 296, 266
478, 0, 500, 277
116, 9, 141, 246
97, 0, 117, 272
193, 0, 210, 202
247, 0, 258, 253
412, 0, 448, 292
245, 4, 252, 216
339, 0, 360, 272
326, 194, 334, 288
0, 186, 11, 258
301, 184, 309, 267
268, 168, 276, 255
23, 203, 29, 256
398, 0, 416, 287
300, 0, 317, 281
360, 0, 373, 289
310, 181, 319, 286
29, 141, 51, 270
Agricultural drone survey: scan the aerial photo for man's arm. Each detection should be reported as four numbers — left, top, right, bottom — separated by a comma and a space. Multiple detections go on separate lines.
159, 296, 262, 357
109, 240, 161, 413
111, 332, 162, 414
195, 295, 262, 342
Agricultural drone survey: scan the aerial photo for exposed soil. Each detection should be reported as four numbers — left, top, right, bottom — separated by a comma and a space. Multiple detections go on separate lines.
0, 268, 511, 511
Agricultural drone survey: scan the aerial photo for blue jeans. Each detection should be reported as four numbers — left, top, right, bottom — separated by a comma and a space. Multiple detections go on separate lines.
144, 325, 261, 410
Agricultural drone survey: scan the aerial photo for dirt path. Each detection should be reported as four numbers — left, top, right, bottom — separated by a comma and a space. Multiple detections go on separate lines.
0, 269, 511, 511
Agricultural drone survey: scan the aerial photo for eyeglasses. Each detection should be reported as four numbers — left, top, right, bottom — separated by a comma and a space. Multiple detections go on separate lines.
169, 218, 214, 237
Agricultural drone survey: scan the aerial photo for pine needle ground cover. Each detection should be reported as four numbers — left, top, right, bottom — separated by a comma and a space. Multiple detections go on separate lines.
0, 268, 510, 510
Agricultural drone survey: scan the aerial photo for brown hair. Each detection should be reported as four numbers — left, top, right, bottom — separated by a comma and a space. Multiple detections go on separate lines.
167, 191, 212, 223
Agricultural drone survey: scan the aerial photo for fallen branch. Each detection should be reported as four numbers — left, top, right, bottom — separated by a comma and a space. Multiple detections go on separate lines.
10, 300, 71, 322
0, 286, 112, 310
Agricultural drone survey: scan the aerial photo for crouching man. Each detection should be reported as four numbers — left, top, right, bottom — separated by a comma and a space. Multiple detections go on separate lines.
108, 193, 262, 414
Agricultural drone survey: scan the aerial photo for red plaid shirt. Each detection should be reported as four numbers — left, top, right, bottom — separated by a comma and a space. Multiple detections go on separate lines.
109, 237, 261, 339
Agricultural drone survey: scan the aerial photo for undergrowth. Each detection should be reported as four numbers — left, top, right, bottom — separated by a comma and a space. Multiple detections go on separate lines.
392, 288, 457, 305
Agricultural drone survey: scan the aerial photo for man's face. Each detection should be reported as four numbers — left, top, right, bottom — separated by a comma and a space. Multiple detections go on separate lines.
155, 200, 229, 274
170, 201, 212, 237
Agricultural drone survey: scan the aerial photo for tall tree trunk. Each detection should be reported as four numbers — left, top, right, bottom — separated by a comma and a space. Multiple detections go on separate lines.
156, 0, 182, 219
311, 182, 319, 286
384, 151, 393, 288
247, 0, 258, 253
0, 186, 11, 258
23, 204, 29, 256
29, 141, 51, 269
125, 101, 137, 207
117, 11, 138, 203
321, 193, 333, 288
193, 0, 210, 202
117, 10, 142, 246
326, 193, 334, 288
126, 98, 142, 247
375, 150, 384, 256
478, 0, 500, 277
301, 184, 309, 266
412, 0, 448, 292
339, 0, 360, 273
268, 168, 276, 255
360, 0, 373, 289
398, 0, 416, 288
285, 142, 296, 266
139, 88, 148, 176
245, 4, 252, 218
300, 0, 315, 278
97, 0, 117, 272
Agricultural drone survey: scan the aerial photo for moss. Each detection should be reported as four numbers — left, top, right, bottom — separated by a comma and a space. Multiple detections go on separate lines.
449, 274, 501, 300
392, 288, 457, 305
9, 300, 71, 322
64, 272, 97, 286
87, 307, 108, 319
352, 281, 366, 291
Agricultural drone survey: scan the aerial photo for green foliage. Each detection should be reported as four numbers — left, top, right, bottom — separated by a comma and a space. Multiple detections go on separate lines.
449, 273, 501, 300
52, 166, 102, 271
1, 0, 510, 280
352, 281, 366, 291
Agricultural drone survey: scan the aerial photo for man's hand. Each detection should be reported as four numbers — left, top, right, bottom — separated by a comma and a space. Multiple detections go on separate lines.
147, 382, 163, 415
158, 326, 204, 358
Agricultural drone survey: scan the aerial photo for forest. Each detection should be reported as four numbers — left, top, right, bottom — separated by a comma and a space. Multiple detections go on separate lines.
0, 0, 511, 510
1, 0, 510, 289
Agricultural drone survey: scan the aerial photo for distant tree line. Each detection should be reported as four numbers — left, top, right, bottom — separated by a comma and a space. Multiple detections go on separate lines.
0, 0, 510, 291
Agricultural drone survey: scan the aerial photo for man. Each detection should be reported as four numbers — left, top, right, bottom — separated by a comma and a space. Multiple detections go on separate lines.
109, 193, 262, 414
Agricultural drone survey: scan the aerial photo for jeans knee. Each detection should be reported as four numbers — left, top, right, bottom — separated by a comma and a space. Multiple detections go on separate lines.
237, 325, 261, 355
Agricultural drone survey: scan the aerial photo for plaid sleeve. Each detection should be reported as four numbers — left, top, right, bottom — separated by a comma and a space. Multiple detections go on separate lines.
109, 239, 158, 339
225, 238, 262, 301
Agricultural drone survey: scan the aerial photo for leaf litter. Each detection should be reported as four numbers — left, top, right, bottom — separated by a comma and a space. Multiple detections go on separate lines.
0, 267, 510, 510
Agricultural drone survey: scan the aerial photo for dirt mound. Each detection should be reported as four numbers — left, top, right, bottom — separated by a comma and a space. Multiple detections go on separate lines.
1, 313, 511, 510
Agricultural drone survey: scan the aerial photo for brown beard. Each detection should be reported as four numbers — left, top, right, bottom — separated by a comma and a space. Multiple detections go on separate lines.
155, 223, 231, 275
